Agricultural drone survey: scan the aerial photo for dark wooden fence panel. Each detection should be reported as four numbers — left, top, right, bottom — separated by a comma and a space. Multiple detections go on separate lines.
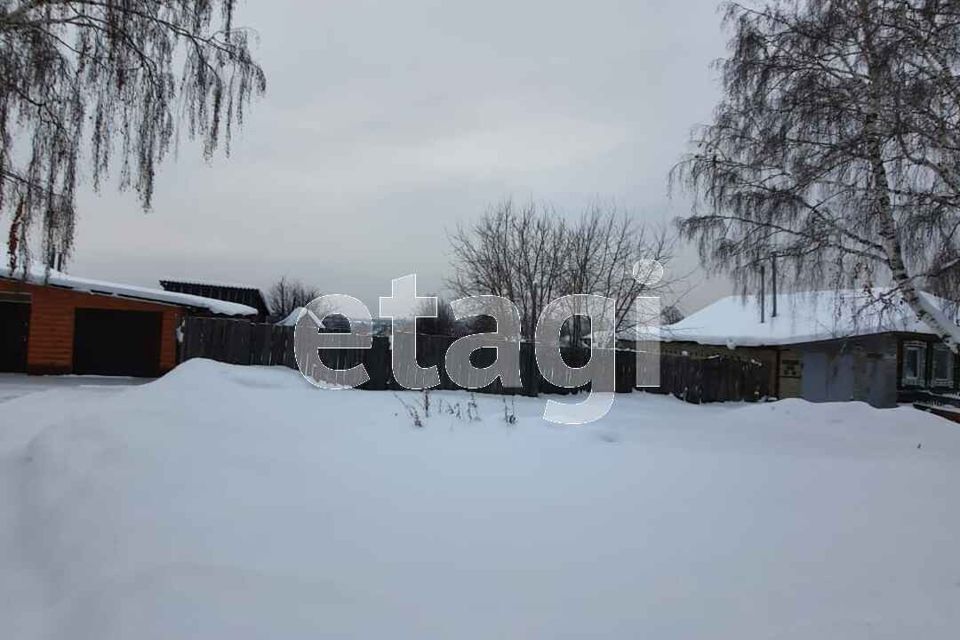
179, 317, 769, 404
655, 353, 769, 403
183, 318, 287, 367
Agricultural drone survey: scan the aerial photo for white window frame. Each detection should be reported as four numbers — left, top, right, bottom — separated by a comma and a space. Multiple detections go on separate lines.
931, 343, 954, 388
902, 341, 927, 387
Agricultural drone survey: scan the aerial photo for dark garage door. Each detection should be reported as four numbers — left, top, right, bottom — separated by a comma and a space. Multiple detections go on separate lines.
0, 300, 30, 373
73, 309, 163, 377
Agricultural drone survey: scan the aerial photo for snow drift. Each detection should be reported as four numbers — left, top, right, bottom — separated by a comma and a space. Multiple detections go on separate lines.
1, 359, 958, 639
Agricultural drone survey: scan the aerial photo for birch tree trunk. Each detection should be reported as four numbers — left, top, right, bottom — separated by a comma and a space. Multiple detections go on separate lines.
860, 1, 960, 348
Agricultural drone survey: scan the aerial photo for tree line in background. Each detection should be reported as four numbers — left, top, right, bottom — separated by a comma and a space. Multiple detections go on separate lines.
269, 200, 688, 340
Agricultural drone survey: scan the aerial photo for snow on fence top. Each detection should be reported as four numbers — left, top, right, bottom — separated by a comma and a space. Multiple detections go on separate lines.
657, 289, 959, 348
0, 259, 257, 317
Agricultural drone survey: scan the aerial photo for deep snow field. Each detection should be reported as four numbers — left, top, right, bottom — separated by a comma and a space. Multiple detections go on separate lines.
1, 359, 958, 639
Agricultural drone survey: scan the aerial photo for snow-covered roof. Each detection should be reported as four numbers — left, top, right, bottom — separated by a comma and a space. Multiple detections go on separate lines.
276, 307, 305, 327
654, 289, 958, 348
0, 259, 257, 316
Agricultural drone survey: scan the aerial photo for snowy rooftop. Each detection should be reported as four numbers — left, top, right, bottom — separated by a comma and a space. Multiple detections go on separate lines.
655, 289, 959, 348
276, 307, 304, 327
0, 258, 257, 317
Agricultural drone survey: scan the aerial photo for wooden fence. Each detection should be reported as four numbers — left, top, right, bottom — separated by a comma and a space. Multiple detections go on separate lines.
657, 352, 770, 404
180, 317, 769, 403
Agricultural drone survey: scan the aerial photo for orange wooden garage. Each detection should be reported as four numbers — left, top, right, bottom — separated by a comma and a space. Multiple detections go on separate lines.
0, 270, 255, 377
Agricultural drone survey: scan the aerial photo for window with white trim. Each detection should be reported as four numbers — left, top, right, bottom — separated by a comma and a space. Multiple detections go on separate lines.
931, 344, 954, 388
902, 342, 926, 387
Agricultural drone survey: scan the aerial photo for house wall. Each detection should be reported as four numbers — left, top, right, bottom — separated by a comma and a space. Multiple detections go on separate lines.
777, 349, 803, 398
0, 279, 182, 375
662, 336, 900, 408
793, 335, 899, 408
895, 334, 960, 399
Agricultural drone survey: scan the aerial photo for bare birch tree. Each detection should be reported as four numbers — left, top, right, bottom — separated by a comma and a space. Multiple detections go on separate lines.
448, 200, 682, 341
674, 0, 960, 347
1, 0, 266, 271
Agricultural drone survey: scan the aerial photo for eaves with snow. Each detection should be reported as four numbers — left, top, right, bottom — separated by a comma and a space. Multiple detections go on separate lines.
651, 289, 959, 349
0, 260, 257, 317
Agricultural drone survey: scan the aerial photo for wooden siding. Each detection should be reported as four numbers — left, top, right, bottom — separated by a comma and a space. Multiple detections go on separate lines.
0, 278, 182, 375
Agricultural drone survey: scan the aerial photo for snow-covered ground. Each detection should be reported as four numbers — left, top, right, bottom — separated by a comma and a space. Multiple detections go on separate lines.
1, 359, 958, 639
0, 374, 149, 404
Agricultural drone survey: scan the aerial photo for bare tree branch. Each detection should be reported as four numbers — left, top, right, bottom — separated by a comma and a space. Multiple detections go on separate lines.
447, 199, 685, 341
674, 0, 960, 347
0, 0, 266, 271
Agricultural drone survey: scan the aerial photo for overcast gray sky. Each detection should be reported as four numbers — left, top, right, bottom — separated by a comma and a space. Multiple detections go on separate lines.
70, 0, 731, 314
